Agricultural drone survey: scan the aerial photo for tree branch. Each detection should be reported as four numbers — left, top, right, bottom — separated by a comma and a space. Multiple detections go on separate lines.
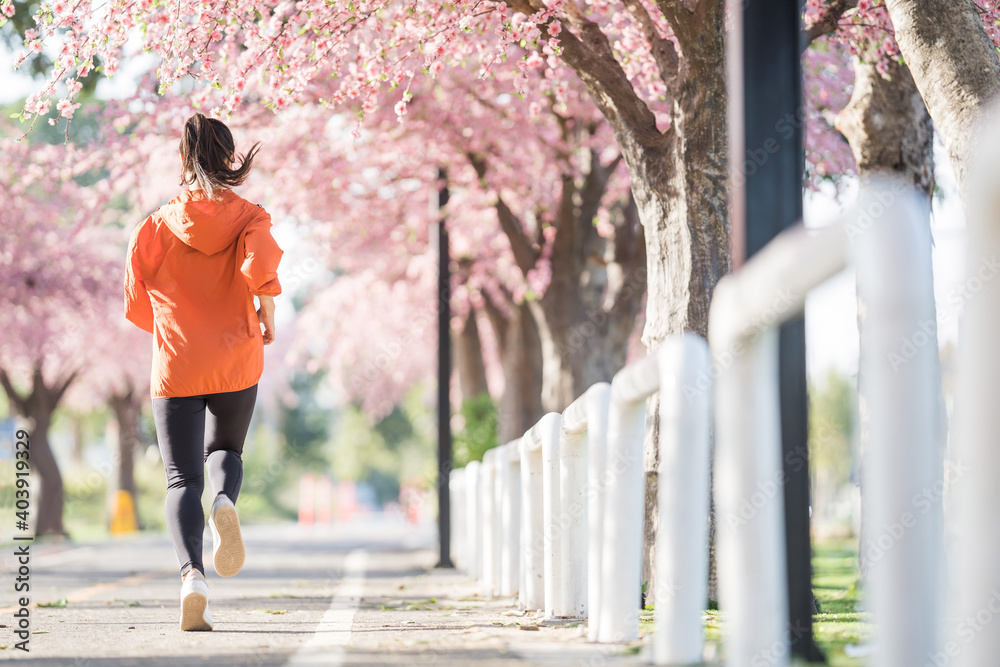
466, 153, 541, 275
51, 369, 79, 406
651, 0, 698, 50
504, 0, 665, 153
620, 0, 679, 88
803, 0, 858, 48
0, 369, 27, 416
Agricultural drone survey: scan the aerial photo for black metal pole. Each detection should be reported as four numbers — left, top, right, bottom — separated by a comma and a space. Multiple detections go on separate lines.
436, 168, 454, 569
739, 1, 823, 661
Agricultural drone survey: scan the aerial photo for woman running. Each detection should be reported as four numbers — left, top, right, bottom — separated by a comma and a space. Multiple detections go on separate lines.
124, 113, 283, 631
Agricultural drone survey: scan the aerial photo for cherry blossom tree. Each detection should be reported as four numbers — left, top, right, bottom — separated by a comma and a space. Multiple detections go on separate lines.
0, 133, 126, 535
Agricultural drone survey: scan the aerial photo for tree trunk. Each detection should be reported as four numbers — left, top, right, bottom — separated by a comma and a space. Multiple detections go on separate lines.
108, 387, 142, 507
29, 411, 64, 536
835, 46, 946, 584
836, 55, 934, 196
885, 0, 1000, 202
633, 12, 730, 600
453, 309, 491, 403
483, 296, 546, 443
533, 176, 647, 412
0, 366, 75, 537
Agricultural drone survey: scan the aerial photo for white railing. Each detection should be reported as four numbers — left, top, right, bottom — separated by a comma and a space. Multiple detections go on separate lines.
948, 104, 1000, 667
711, 177, 939, 667
450, 175, 938, 667
455, 333, 712, 653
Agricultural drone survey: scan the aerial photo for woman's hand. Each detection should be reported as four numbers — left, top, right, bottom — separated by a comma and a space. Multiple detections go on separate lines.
256, 295, 276, 345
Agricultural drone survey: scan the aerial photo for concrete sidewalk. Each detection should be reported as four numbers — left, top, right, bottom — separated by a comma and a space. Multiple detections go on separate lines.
1, 517, 646, 665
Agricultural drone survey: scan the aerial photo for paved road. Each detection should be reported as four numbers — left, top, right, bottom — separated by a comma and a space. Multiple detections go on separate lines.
0, 516, 642, 666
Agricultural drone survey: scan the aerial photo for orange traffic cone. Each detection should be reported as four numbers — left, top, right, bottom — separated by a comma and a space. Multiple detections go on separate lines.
110, 490, 139, 534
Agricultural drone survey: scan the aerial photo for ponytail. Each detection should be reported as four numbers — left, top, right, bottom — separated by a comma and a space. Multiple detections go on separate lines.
179, 114, 260, 199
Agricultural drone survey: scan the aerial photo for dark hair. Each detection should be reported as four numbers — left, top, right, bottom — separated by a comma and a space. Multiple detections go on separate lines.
179, 113, 261, 199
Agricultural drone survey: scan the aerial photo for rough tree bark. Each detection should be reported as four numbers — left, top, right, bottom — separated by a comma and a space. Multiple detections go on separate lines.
884, 0, 1000, 202
0, 365, 76, 536
835, 41, 948, 584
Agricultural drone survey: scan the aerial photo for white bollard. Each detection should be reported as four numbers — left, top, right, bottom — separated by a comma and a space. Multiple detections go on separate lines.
951, 107, 1000, 667
598, 354, 658, 642
537, 413, 563, 619
481, 450, 497, 595
654, 334, 712, 665
855, 180, 940, 666
465, 460, 482, 580
557, 406, 589, 619
714, 325, 788, 667
500, 443, 522, 597
491, 446, 504, 595
520, 433, 545, 610
584, 384, 612, 640
559, 383, 611, 622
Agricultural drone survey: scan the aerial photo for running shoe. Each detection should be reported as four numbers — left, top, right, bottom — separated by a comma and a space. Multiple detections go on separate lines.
209, 493, 246, 577
179, 570, 213, 631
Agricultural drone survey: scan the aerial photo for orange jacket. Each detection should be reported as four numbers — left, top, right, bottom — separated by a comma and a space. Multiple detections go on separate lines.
124, 189, 283, 398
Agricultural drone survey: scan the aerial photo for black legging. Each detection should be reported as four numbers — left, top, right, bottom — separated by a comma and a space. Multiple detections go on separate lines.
152, 384, 258, 576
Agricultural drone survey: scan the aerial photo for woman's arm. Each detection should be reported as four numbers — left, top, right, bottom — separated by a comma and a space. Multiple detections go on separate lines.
256, 295, 275, 345
125, 217, 155, 333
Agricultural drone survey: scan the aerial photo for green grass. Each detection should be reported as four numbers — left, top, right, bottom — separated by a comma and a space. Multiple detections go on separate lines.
812, 539, 872, 666
636, 539, 871, 664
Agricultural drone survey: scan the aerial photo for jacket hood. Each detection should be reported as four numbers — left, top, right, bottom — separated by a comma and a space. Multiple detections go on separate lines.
156, 189, 253, 256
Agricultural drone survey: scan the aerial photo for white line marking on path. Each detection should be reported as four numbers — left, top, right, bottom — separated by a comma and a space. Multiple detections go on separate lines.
286, 549, 367, 666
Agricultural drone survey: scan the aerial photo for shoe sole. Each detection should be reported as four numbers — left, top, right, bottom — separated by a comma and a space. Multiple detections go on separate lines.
180, 591, 212, 631
213, 504, 245, 578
